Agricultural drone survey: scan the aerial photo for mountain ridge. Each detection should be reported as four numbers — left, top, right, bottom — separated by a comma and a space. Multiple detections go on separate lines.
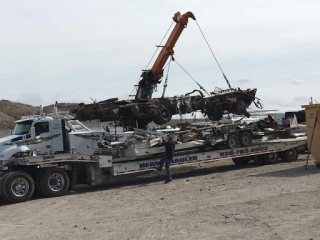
0, 99, 78, 129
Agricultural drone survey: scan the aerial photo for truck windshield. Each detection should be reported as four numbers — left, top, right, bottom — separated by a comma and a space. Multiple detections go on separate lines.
12, 120, 33, 135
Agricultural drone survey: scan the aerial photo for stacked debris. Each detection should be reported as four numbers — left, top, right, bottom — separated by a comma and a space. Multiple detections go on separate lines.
72, 87, 260, 131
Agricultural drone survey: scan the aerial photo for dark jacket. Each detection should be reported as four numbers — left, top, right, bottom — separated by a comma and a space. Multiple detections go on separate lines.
163, 141, 175, 159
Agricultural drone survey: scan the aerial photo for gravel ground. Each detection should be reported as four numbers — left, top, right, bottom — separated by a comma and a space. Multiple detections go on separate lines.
0, 154, 319, 240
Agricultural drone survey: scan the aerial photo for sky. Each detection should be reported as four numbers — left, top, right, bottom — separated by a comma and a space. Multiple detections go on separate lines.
1, 0, 320, 113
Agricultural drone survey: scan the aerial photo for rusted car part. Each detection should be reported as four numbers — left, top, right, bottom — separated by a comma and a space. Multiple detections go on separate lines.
191, 88, 260, 121
72, 87, 259, 130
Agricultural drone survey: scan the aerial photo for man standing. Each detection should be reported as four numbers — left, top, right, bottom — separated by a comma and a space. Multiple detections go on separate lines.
156, 136, 175, 183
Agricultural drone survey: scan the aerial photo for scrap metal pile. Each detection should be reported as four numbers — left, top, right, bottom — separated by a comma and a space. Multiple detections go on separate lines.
94, 113, 301, 162
72, 11, 262, 130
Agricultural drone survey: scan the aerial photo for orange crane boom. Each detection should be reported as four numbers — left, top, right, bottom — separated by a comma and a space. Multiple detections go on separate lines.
135, 11, 196, 100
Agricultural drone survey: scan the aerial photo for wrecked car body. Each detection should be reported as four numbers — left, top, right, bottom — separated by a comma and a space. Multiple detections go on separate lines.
72, 87, 260, 130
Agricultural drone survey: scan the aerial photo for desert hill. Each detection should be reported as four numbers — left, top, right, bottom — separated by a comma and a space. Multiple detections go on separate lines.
0, 99, 78, 129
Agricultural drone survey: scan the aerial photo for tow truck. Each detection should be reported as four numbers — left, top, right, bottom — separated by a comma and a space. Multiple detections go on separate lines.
0, 107, 307, 204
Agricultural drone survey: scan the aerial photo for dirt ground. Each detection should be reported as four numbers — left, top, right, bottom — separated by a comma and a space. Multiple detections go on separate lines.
0, 154, 320, 240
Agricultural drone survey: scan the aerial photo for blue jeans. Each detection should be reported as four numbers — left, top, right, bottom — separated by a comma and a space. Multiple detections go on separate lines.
159, 157, 172, 180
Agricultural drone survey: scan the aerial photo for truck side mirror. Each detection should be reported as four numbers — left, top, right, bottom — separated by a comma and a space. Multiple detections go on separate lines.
30, 127, 36, 139
10, 130, 13, 135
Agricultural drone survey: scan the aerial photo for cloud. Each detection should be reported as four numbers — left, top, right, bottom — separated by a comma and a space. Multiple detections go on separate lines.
293, 96, 309, 102
234, 78, 250, 84
257, 96, 303, 111
17, 94, 42, 106
1, 1, 320, 113
291, 78, 301, 85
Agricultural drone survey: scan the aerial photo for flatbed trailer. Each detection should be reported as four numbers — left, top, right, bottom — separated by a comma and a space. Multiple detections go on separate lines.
0, 136, 307, 204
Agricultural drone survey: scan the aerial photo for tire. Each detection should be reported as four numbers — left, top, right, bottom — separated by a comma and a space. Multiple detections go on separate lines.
153, 105, 172, 125
1, 171, 35, 203
0, 172, 8, 201
38, 168, 70, 198
239, 131, 253, 147
279, 148, 298, 162
34, 170, 45, 197
232, 157, 250, 165
234, 101, 246, 113
207, 111, 223, 121
228, 134, 240, 148
260, 152, 279, 165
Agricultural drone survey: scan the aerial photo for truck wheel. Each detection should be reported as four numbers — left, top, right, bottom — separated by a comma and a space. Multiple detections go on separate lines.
0, 172, 8, 201
279, 148, 298, 162
38, 168, 70, 198
232, 157, 250, 165
239, 132, 253, 147
153, 106, 172, 125
228, 134, 240, 148
260, 152, 279, 165
1, 171, 35, 203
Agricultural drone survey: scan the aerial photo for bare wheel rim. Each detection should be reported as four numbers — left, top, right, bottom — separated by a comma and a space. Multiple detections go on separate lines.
229, 136, 239, 148
269, 153, 276, 161
48, 173, 65, 192
288, 149, 295, 158
159, 108, 170, 120
11, 177, 30, 197
242, 135, 249, 144
235, 101, 246, 111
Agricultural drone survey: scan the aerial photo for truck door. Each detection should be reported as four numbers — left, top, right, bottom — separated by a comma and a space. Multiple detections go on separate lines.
50, 119, 64, 153
32, 121, 52, 154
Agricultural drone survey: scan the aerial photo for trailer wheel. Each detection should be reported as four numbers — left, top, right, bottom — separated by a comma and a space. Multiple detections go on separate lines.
260, 152, 279, 165
279, 148, 298, 162
38, 168, 70, 198
1, 171, 35, 203
232, 157, 250, 165
228, 134, 240, 148
239, 132, 253, 147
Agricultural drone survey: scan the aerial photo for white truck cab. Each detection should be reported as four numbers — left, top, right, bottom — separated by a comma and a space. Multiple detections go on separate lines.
0, 106, 124, 160
0, 116, 66, 160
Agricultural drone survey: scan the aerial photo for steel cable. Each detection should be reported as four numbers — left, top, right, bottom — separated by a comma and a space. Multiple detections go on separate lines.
128, 21, 175, 99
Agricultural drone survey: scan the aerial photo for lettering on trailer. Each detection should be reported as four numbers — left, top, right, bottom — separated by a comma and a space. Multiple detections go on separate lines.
43, 155, 55, 160
139, 156, 198, 168
219, 146, 268, 157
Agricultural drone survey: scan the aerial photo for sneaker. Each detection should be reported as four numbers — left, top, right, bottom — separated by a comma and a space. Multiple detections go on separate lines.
155, 167, 162, 172
164, 179, 172, 184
